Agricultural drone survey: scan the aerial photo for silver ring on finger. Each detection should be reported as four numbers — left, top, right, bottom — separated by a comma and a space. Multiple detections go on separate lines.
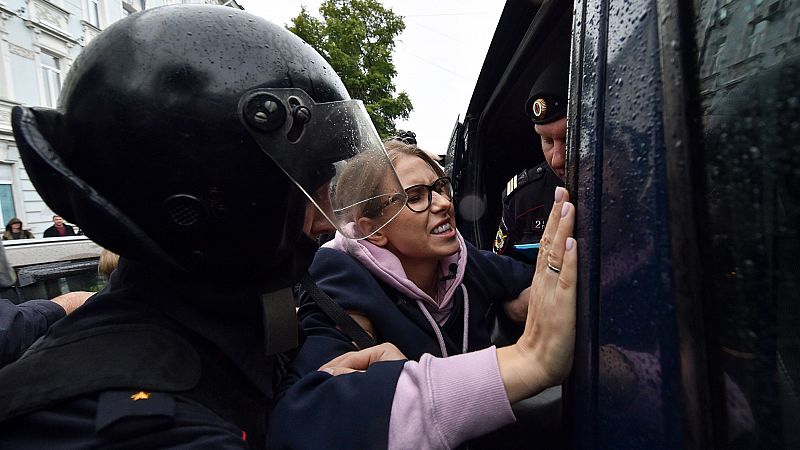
547, 262, 561, 274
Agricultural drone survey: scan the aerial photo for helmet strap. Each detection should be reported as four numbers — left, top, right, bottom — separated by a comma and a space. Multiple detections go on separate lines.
260, 287, 298, 355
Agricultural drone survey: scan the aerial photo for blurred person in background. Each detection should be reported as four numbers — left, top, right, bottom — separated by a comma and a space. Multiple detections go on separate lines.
42, 215, 76, 238
2, 218, 34, 241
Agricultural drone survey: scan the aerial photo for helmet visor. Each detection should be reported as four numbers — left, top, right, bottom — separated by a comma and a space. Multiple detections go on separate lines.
239, 88, 406, 239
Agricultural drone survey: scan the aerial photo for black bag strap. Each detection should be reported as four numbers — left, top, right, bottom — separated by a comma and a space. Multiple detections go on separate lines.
300, 272, 375, 350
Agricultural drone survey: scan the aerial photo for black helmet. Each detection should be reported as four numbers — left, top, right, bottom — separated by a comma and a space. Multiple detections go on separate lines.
11, 5, 405, 288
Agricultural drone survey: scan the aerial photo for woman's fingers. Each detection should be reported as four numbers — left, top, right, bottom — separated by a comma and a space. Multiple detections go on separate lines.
546, 235, 577, 379
528, 199, 576, 384
498, 189, 577, 404
318, 342, 407, 376
546, 202, 574, 273
537, 187, 570, 275
320, 367, 359, 376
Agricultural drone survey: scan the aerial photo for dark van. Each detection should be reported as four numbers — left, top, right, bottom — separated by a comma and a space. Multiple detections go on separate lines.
448, 0, 799, 448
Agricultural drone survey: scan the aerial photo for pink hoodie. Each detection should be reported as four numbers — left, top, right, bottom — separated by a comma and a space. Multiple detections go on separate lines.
322, 231, 515, 448
323, 230, 466, 325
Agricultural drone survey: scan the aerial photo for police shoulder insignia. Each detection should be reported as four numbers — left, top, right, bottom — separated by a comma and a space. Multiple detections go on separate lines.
494, 224, 508, 254
506, 175, 519, 197
96, 390, 177, 433
504, 169, 530, 199
130, 391, 151, 401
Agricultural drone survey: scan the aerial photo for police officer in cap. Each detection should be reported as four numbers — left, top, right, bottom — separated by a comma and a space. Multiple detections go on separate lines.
493, 56, 568, 262
0, 5, 408, 447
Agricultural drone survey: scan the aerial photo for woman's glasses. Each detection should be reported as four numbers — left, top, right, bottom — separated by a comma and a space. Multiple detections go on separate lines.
405, 177, 453, 213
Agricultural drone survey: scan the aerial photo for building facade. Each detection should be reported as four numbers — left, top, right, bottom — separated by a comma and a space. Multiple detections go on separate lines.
0, 0, 241, 237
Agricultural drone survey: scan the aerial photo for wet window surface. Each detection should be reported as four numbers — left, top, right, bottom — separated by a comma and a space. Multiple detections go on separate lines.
692, 0, 800, 447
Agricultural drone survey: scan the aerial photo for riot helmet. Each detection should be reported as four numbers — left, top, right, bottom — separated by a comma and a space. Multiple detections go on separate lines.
11, 5, 406, 287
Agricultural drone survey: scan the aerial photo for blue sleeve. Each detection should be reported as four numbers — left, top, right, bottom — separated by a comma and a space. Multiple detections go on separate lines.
0, 299, 65, 367
289, 248, 379, 374
466, 243, 534, 303
269, 361, 404, 449
268, 249, 406, 448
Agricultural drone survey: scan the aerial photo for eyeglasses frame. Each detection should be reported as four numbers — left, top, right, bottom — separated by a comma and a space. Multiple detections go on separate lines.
404, 176, 453, 213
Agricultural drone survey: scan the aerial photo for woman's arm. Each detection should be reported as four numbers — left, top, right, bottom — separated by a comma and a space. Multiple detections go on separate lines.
317, 187, 577, 447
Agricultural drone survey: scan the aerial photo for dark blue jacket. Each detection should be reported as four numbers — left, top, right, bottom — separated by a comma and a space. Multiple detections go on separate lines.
268, 243, 532, 449
267, 243, 533, 449
0, 298, 65, 367
287, 242, 533, 378
494, 162, 563, 262
0, 259, 405, 449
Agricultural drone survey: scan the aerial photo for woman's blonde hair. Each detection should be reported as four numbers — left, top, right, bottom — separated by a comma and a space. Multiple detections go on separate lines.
332, 139, 446, 231
98, 249, 120, 277
382, 139, 445, 179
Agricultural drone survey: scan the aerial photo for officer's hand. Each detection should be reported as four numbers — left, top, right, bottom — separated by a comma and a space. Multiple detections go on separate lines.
319, 342, 407, 376
503, 290, 529, 324
51, 291, 93, 315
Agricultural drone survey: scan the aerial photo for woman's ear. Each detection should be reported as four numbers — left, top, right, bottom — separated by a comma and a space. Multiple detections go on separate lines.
357, 217, 389, 247
366, 230, 389, 247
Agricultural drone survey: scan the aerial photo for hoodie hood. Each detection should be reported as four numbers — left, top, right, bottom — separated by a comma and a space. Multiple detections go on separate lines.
323, 230, 467, 325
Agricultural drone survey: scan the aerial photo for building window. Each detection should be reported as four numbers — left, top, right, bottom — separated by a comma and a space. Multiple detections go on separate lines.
748, 20, 769, 57
41, 53, 62, 108
709, 40, 726, 76
87, 0, 101, 27
0, 183, 16, 226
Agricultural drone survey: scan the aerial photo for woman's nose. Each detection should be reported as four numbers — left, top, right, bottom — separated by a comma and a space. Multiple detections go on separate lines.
429, 191, 451, 212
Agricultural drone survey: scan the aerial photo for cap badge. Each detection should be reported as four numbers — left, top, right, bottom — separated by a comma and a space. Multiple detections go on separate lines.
532, 98, 547, 120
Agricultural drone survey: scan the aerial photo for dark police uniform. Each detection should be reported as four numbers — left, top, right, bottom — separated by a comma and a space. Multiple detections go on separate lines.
0, 259, 405, 449
493, 162, 563, 262
0, 6, 407, 448
493, 53, 568, 263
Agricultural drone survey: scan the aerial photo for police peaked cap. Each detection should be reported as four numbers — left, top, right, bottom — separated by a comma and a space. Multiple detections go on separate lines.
525, 56, 568, 124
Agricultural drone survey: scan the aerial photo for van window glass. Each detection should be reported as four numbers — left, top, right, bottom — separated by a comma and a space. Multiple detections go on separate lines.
691, 1, 800, 447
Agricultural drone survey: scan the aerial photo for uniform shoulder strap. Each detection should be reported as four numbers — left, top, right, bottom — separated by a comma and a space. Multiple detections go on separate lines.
503, 163, 549, 200
0, 322, 272, 443
0, 323, 200, 421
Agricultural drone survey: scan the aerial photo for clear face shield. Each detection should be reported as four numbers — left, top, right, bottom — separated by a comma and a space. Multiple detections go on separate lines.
239, 88, 406, 239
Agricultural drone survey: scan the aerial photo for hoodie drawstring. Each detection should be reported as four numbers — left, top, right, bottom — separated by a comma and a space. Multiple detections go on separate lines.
461, 285, 469, 354
415, 285, 470, 357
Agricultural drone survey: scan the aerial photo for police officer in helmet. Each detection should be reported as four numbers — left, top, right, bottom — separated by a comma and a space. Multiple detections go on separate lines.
493, 55, 568, 262
0, 5, 407, 447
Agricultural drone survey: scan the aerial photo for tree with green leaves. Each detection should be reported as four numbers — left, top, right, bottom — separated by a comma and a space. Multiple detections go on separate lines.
289, 0, 413, 137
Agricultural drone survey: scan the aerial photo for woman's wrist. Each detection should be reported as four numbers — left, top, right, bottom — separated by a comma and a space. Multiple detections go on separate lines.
495, 344, 550, 404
